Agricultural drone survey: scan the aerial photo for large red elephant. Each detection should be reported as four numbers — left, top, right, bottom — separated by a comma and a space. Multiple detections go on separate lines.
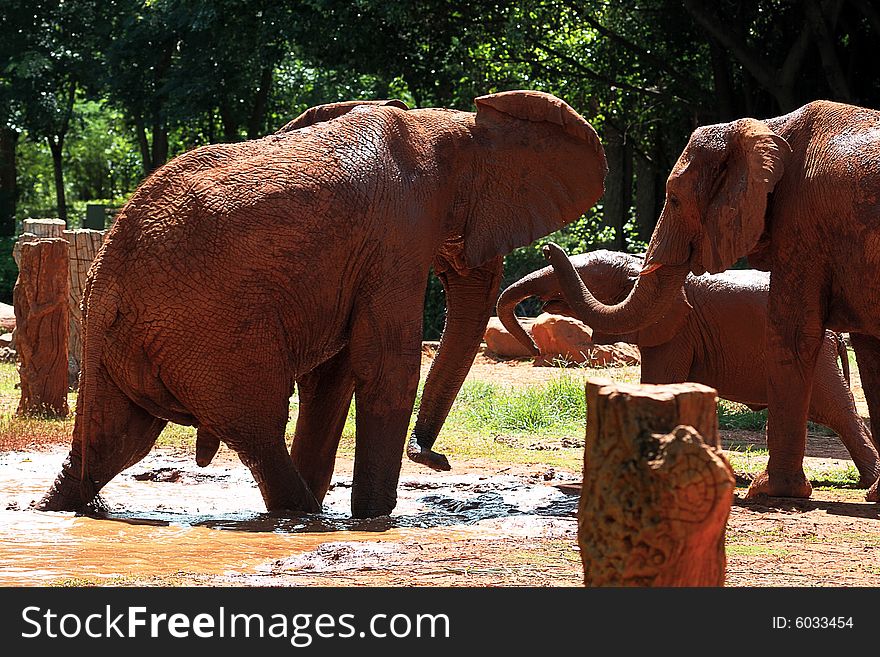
544, 100, 880, 502
37, 91, 607, 518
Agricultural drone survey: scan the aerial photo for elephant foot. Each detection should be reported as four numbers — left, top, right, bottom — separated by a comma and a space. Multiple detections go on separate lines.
859, 470, 880, 490
35, 459, 98, 512
745, 469, 812, 499
866, 478, 880, 502
406, 438, 451, 471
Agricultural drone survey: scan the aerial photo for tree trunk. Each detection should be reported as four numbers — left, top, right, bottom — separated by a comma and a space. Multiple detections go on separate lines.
13, 238, 70, 417
47, 137, 67, 225
247, 65, 274, 140
151, 122, 168, 170
0, 127, 19, 237
578, 379, 734, 587
134, 115, 152, 175
602, 123, 633, 251
804, 0, 851, 102
218, 101, 239, 142
708, 40, 737, 120
634, 151, 658, 244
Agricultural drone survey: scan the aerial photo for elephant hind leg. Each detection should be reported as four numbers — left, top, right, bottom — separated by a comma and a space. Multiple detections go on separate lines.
849, 333, 880, 500
809, 337, 880, 488
213, 396, 320, 514
227, 423, 320, 514
37, 366, 168, 511
290, 347, 355, 504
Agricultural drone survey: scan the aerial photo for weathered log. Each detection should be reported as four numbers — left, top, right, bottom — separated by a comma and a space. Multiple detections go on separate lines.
12, 219, 66, 265
13, 238, 70, 417
63, 229, 106, 385
23, 218, 65, 238
579, 379, 734, 587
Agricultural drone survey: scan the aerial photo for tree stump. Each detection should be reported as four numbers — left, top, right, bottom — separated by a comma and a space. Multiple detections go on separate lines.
579, 378, 734, 587
13, 238, 70, 417
63, 229, 106, 386
23, 218, 65, 238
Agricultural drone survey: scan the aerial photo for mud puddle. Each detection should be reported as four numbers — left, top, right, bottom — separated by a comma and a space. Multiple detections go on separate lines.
0, 449, 579, 586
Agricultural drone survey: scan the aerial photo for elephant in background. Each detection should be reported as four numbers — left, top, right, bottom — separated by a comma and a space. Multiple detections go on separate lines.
37, 91, 608, 518
498, 249, 879, 488
543, 100, 880, 501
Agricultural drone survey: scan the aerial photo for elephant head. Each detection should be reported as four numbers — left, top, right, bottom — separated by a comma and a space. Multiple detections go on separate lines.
644, 118, 791, 275
408, 90, 608, 470
497, 250, 692, 355
544, 117, 790, 338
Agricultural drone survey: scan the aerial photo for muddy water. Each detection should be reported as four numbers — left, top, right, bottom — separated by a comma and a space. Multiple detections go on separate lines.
0, 449, 578, 586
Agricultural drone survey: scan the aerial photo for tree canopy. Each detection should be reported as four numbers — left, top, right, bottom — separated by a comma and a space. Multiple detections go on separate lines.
1, 0, 878, 329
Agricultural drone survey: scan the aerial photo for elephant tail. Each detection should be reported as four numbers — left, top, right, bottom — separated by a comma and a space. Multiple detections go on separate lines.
76, 245, 121, 505
836, 332, 851, 387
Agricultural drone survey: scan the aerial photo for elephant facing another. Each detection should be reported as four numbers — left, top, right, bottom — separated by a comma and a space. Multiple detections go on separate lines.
498, 248, 880, 489
37, 91, 608, 518
537, 101, 880, 502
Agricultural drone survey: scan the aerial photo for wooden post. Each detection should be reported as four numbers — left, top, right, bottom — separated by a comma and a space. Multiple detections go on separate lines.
579, 379, 734, 587
13, 219, 66, 266
63, 229, 106, 386
23, 218, 65, 238
13, 238, 70, 417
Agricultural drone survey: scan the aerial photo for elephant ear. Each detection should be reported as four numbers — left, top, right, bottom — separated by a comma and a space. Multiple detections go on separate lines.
456, 91, 607, 271
276, 99, 408, 133
700, 119, 790, 273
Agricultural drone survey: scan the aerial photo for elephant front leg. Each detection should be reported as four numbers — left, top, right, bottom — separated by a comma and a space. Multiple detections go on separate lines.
746, 309, 823, 500
348, 300, 424, 518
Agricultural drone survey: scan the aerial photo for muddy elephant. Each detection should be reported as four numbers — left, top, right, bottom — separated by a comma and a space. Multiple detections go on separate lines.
498, 249, 880, 488
543, 100, 880, 501
37, 91, 607, 518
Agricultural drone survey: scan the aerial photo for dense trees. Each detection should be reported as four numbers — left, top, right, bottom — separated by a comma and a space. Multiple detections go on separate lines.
2, 1, 879, 328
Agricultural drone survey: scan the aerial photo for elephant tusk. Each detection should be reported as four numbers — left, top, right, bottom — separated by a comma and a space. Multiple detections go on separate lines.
640, 262, 663, 276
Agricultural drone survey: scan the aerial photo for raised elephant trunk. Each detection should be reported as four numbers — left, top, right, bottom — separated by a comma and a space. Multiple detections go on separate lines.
495, 269, 549, 356
542, 243, 691, 335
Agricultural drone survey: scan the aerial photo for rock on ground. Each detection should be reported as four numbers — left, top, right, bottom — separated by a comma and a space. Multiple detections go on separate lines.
483, 312, 641, 367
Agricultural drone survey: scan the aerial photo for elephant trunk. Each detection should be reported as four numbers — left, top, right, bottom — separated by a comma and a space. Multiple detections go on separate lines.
407, 257, 503, 471
543, 242, 690, 335
495, 268, 552, 357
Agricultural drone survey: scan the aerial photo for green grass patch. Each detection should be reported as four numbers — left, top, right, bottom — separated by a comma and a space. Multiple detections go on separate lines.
724, 445, 769, 479
717, 400, 767, 431
447, 376, 586, 435
726, 545, 790, 557
808, 463, 862, 489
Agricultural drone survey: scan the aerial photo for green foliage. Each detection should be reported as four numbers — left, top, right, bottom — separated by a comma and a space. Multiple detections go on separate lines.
5, 0, 880, 334
0, 237, 18, 304
717, 400, 768, 432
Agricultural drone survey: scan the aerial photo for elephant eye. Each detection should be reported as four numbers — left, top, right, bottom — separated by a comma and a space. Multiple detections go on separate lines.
667, 193, 680, 207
